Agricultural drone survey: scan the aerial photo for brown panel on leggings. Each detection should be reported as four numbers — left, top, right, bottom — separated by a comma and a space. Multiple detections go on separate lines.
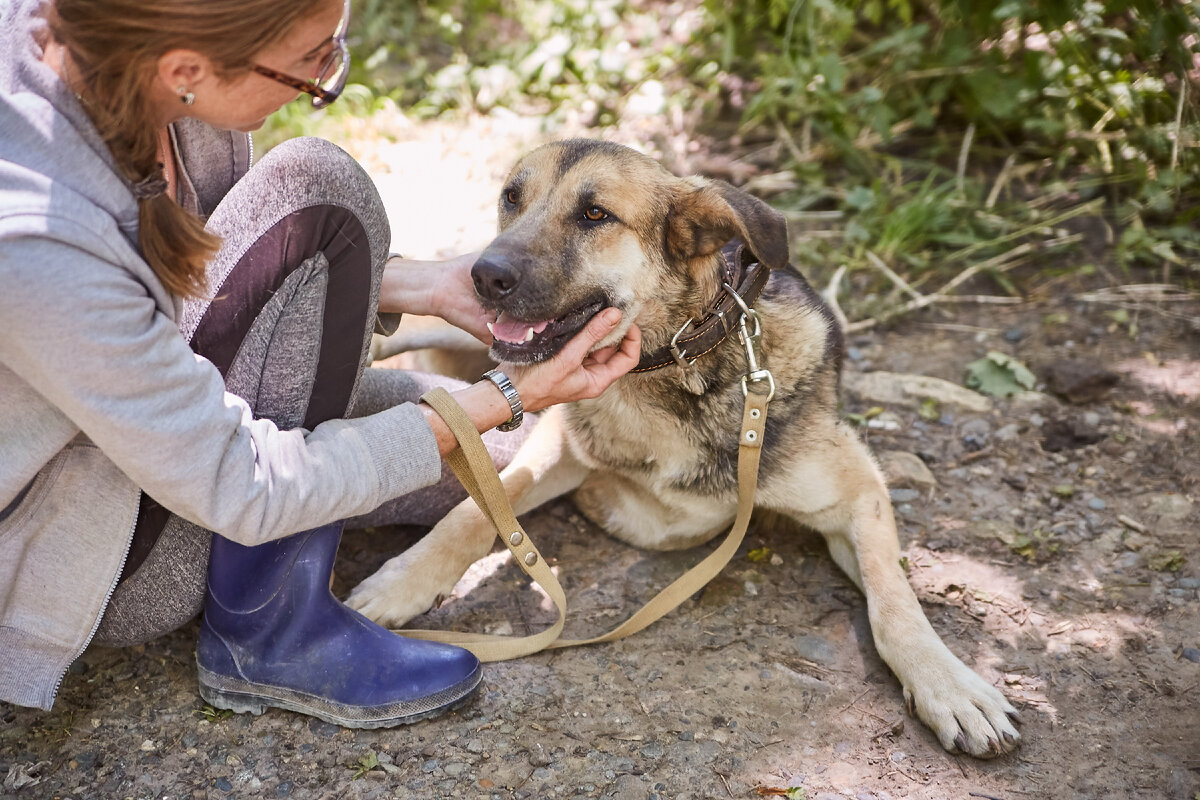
122, 205, 373, 582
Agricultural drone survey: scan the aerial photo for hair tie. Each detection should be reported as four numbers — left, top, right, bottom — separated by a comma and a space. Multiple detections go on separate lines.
131, 166, 168, 201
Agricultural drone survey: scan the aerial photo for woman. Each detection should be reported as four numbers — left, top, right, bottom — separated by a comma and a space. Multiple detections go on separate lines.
0, 0, 641, 728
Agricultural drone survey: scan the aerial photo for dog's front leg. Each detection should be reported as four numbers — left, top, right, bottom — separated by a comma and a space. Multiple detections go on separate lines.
775, 429, 1020, 758
346, 406, 589, 628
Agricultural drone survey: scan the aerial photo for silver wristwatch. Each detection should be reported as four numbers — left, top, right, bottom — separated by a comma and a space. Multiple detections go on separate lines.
483, 369, 524, 432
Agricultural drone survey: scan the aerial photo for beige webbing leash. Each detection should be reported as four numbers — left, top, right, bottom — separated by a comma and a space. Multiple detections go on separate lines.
399, 305, 774, 661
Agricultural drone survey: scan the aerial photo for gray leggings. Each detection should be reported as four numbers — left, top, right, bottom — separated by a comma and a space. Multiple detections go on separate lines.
94, 138, 525, 647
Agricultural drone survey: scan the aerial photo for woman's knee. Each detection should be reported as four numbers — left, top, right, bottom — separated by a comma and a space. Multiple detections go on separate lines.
209, 137, 389, 261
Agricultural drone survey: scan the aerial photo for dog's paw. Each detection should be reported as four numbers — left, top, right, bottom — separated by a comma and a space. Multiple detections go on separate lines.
344, 555, 450, 628
902, 655, 1020, 758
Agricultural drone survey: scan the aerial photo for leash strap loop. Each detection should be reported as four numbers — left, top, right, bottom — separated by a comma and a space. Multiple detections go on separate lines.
397, 385, 769, 662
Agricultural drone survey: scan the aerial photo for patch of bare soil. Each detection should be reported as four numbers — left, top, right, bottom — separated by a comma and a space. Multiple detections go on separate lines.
2, 114, 1198, 800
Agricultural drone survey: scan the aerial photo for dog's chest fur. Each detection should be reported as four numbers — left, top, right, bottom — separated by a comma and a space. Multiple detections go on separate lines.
562, 270, 842, 499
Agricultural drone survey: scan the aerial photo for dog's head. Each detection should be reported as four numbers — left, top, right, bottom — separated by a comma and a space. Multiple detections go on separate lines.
473, 139, 788, 363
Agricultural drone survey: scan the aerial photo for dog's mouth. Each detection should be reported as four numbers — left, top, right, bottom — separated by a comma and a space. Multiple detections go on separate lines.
486, 296, 607, 363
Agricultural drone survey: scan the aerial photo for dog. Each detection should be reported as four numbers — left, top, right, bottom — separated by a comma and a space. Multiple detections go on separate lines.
347, 139, 1020, 757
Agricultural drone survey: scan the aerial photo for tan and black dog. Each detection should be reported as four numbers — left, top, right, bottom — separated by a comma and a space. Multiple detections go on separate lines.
348, 139, 1020, 757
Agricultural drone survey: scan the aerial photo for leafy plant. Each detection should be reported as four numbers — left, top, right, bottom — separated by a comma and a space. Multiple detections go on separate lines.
352, 749, 381, 780
196, 704, 233, 722
1011, 528, 1060, 561
965, 351, 1036, 397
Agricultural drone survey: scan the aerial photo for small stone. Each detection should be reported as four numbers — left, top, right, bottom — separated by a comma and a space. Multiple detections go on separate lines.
444, 762, 468, 777
532, 767, 551, 780
1043, 359, 1119, 404
275, 780, 293, 797
1087, 497, 1107, 511
847, 347, 864, 362
1182, 648, 1200, 663
639, 741, 664, 759
140, 739, 156, 752
466, 739, 485, 754
995, 423, 1020, 442
422, 759, 439, 773
308, 719, 340, 738
1141, 493, 1194, 520
792, 634, 837, 665
889, 488, 920, 503
214, 778, 233, 793
678, 731, 694, 741
1177, 578, 1200, 589
1003, 326, 1025, 342
961, 418, 992, 450
528, 745, 552, 768
877, 451, 937, 489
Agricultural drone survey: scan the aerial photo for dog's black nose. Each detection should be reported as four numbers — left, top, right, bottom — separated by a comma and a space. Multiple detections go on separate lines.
471, 255, 521, 302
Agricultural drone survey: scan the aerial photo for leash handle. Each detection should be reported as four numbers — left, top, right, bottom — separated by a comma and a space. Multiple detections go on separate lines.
396, 386, 768, 661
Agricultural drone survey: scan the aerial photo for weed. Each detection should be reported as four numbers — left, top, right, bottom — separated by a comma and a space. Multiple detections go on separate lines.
352, 749, 381, 780
196, 705, 233, 723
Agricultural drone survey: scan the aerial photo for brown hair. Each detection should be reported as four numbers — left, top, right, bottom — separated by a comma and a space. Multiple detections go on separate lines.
47, 0, 327, 298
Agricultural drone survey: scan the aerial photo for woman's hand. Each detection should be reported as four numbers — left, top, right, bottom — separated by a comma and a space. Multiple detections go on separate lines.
503, 308, 642, 414
418, 308, 640, 456
379, 253, 493, 344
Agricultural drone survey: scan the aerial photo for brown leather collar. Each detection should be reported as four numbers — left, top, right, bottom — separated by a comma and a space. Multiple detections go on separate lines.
633, 241, 770, 373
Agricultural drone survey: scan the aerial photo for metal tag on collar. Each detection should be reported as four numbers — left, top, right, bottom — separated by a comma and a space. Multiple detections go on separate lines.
669, 316, 697, 369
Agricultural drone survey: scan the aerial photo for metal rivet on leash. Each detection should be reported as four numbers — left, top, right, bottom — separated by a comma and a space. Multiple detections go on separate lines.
509, 531, 523, 546
750, 408, 761, 419
745, 430, 758, 442
524, 552, 538, 566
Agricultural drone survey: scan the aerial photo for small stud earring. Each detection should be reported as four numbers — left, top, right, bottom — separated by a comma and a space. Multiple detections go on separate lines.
177, 86, 195, 106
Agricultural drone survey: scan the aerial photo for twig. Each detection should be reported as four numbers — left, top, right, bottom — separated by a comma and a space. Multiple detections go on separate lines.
1172, 73, 1187, 172
969, 792, 1007, 800
825, 264, 850, 330
985, 154, 1016, 210
865, 250, 923, 301
944, 200, 1100, 264
934, 295, 1023, 304
1078, 284, 1199, 303
957, 123, 976, 195
1118, 515, 1147, 533
1092, 107, 1117, 174
714, 768, 734, 798
774, 117, 807, 167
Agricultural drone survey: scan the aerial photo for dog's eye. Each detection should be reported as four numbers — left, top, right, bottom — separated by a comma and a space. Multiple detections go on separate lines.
504, 190, 519, 206
583, 206, 608, 222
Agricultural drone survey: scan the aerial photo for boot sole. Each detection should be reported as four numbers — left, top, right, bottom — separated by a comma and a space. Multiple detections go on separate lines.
197, 663, 482, 729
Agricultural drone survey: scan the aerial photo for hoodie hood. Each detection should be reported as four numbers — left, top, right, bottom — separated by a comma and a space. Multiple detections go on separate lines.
0, 0, 142, 244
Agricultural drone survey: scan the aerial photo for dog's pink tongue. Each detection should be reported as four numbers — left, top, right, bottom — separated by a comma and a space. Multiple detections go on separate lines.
490, 313, 550, 344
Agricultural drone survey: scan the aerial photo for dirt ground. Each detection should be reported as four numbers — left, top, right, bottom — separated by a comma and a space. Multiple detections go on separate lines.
2, 114, 1198, 800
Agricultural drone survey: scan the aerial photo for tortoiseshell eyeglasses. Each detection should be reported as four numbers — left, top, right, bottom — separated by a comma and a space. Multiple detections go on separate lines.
251, 0, 350, 109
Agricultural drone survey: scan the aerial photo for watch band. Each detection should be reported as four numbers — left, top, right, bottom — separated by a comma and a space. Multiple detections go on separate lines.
482, 369, 524, 432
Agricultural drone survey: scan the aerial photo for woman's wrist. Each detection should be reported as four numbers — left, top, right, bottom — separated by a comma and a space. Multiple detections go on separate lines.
379, 255, 438, 317
419, 377, 525, 456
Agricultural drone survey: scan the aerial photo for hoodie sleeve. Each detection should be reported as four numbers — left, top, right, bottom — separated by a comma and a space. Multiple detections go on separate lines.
0, 227, 445, 545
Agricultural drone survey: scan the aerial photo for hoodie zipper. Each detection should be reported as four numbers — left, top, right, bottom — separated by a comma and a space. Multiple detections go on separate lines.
49, 495, 140, 704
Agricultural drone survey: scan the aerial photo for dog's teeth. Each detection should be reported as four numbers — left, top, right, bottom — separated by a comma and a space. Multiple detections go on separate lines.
524, 327, 535, 342
487, 322, 495, 335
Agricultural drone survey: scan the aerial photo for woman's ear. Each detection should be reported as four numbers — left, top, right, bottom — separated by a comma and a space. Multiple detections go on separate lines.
155, 49, 212, 97
665, 179, 789, 271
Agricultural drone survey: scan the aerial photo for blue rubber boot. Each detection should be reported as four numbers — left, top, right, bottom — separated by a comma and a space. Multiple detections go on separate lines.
196, 523, 481, 728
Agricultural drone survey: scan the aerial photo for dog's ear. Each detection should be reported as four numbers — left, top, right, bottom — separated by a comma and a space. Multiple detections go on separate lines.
666, 179, 789, 270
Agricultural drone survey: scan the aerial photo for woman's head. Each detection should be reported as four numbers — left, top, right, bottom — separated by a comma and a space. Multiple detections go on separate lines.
47, 0, 348, 297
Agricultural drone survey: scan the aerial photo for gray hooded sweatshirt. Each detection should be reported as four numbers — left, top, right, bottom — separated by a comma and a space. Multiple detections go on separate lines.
0, 0, 444, 711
